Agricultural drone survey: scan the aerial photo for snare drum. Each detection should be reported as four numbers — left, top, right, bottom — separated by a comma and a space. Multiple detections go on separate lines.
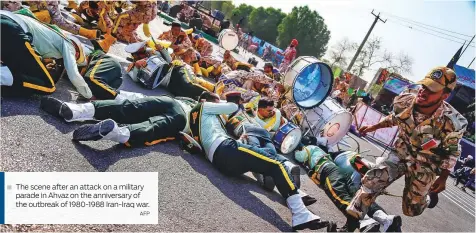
273, 122, 302, 154
218, 29, 239, 50
283, 56, 333, 109
135, 55, 170, 89
302, 97, 352, 145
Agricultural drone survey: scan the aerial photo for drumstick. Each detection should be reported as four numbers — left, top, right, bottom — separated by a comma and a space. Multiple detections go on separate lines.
150, 36, 158, 47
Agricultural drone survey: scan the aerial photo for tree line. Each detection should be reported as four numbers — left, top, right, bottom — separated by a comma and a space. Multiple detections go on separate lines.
206, 1, 331, 58
327, 37, 414, 77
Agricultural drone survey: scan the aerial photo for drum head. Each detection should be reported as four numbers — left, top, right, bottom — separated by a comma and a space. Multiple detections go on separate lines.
322, 111, 352, 145
219, 30, 239, 50
288, 58, 333, 109
280, 128, 302, 154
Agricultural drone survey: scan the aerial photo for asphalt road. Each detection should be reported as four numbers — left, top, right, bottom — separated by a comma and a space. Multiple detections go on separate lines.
1, 14, 474, 232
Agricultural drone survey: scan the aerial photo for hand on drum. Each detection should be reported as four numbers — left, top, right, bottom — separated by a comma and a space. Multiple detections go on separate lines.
135, 59, 147, 68
358, 125, 375, 136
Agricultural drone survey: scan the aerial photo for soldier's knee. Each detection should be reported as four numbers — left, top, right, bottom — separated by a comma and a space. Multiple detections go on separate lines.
402, 199, 426, 217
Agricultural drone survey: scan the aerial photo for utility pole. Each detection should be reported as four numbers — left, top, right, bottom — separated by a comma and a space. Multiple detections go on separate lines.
468, 57, 475, 68
347, 10, 386, 72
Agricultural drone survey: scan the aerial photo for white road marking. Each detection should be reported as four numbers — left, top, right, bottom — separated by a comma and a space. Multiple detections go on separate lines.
441, 192, 475, 217
443, 185, 475, 208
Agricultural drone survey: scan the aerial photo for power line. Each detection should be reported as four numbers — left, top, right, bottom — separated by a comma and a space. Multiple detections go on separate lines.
387, 19, 476, 48
381, 11, 473, 38
386, 15, 476, 45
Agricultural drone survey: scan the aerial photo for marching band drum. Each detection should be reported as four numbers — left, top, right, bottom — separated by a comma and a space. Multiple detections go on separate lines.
273, 122, 302, 154
125, 41, 173, 89
302, 97, 352, 146
282, 56, 352, 147
218, 29, 240, 51
123, 29, 353, 152
283, 56, 333, 109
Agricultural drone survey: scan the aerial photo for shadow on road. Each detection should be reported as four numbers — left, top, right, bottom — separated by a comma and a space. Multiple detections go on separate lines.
73, 141, 182, 172
180, 151, 292, 231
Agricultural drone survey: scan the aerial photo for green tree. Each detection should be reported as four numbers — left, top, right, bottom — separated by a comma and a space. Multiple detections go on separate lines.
277, 6, 330, 58
221, 1, 236, 19
230, 4, 255, 32
248, 7, 286, 44
210, 1, 235, 19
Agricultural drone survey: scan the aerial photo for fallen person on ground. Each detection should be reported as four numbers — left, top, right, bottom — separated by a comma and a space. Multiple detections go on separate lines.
25, 0, 100, 39
184, 91, 333, 231
40, 93, 198, 147
112, 0, 157, 43
215, 70, 284, 109
1, 9, 92, 98
71, 0, 114, 34
223, 92, 308, 194
223, 50, 252, 72
158, 22, 193, 56
254, 98, 288, 136
294, 145, 403, 232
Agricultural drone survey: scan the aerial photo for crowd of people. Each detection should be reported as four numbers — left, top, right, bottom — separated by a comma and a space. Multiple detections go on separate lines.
1, 1, 472, 232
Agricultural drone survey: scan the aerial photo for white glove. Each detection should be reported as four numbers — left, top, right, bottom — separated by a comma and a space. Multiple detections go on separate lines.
75, 85, 93, 99
70, 78, 93, 99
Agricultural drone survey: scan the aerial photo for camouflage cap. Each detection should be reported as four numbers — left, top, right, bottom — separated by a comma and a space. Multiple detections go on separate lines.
417, 66, 457, 92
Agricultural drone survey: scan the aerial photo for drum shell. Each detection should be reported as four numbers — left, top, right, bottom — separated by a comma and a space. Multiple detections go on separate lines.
303, 97, 352, 145
136, 56, 170, 89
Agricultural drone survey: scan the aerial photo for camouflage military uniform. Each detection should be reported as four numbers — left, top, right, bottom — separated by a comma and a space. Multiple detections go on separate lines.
28, 0, 80, 34
76, 0, 113, 33
223, 53, 239, 69
158, 30, 192, 52
1, 1, 22, 11
216, 70, 282, 108
194, 38, 213, 57
201, 56, 222, 68
349, 91, 468, 218
113, 0, 157, 43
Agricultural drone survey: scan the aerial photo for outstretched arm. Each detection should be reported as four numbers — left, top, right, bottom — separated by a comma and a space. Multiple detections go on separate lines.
203, 102, 239, 115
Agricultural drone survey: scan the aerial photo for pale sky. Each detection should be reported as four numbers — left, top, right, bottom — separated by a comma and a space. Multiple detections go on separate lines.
232, 0, 476, 83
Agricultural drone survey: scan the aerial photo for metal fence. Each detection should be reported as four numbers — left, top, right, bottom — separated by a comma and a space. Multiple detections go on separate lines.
352, 102, 398, 149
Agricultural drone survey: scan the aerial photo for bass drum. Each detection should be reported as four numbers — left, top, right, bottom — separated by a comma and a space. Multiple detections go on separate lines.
283, 56, 333, 109
284, 57, 333, 109
218, 29, 239, 50
302, 97, 352, 146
